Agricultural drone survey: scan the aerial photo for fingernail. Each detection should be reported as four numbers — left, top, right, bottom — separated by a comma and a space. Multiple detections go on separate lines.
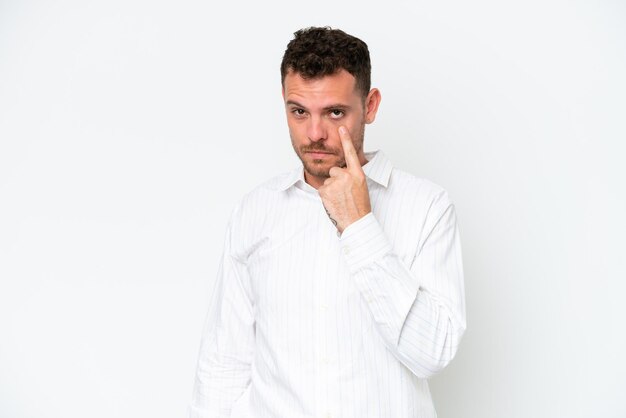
339, 126, 347, 135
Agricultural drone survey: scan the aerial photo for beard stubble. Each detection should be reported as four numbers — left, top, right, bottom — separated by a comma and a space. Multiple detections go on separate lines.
291, 123, 365, 179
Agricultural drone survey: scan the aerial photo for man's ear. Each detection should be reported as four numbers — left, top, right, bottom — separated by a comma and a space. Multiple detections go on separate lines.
364, 88, 381, 124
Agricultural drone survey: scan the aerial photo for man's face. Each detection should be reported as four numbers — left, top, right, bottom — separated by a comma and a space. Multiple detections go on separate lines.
282, 69, 380, 188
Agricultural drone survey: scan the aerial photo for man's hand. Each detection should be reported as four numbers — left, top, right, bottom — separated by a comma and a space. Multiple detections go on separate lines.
318, 126, 372, 234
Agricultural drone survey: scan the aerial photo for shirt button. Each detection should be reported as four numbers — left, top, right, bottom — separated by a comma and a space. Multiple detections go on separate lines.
343, 246, 350, 255
320, 303, 329, 311
321, 357, 330, 365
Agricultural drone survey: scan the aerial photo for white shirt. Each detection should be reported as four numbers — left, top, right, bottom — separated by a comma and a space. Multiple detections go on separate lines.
190, 150, 466, 418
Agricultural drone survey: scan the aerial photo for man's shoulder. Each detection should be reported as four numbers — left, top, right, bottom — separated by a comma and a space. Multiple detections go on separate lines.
388, 167, 452, 205
229, 167, 298, 216
241, 168, 296, 201
366, 150, 451, 205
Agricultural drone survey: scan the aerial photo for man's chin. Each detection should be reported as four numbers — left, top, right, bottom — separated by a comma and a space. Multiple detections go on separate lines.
299, 152, 347, 177
304, 166, 330, 179
303, 160, 333, 179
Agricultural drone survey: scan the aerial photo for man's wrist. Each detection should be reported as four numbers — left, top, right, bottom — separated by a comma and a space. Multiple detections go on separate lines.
339, 212, 392, 271
337, 209, 371, 235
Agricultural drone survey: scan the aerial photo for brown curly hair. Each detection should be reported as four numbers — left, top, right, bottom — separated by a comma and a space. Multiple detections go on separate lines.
280, 26, 371, 99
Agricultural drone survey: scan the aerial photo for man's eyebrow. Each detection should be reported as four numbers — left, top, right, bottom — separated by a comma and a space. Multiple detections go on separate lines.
285, 100, 307, 109
322, 104, 351, 111
285, 100, 351, 111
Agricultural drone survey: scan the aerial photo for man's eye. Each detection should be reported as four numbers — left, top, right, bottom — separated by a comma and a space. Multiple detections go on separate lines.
292, 109, 306, 116
329, 109, 344, 119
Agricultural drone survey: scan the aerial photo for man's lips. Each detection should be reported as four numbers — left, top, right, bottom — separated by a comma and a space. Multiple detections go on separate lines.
305, 150, 334, 158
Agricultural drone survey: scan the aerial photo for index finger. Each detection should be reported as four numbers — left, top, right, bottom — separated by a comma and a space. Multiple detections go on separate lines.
338, 126, 360, 171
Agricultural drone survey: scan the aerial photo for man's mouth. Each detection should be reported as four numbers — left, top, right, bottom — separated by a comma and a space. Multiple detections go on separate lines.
304, 148, 334, 154
305, 151, 334, 158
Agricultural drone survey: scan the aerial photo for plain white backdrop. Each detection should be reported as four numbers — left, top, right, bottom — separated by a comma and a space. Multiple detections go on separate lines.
1, 0, 625, 417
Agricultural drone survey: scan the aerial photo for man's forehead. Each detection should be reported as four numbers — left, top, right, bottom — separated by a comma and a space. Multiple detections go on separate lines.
283, 69, 359, 101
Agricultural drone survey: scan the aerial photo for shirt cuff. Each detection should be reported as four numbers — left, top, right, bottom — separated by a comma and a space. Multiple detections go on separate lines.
339, 212, 393, 272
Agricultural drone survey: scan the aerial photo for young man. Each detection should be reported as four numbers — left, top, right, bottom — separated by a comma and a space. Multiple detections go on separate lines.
190, 27, 466, 418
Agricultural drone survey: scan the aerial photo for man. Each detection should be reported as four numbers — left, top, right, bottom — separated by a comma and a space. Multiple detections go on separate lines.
190, 27, 466, 418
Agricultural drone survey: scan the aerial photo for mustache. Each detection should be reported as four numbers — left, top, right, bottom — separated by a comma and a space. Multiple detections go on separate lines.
301, 143, 339, 154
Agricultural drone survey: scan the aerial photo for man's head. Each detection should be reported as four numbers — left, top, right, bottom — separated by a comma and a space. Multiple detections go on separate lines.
281, 27, 381, 189
280, 27, 371, 99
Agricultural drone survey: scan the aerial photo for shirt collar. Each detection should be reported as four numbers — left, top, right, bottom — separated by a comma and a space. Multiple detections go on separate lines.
273, 150, 393, 192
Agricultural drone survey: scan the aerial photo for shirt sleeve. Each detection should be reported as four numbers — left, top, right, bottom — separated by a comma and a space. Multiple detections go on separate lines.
339, 191, 466, 379
189, 205, 255, 418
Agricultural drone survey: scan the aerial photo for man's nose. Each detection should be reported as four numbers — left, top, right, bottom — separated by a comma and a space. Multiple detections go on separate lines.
306, 116, 327, 142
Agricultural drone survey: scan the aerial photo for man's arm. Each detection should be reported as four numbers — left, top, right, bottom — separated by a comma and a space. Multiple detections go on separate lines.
339, 191, 466, 378
190, 205, 255, 417
319, 126, 465, 378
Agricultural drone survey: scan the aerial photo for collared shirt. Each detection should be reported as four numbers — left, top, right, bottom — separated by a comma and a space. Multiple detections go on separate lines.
190, 150, 466, 418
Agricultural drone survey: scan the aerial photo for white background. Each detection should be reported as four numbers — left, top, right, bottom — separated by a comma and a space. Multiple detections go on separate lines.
1, 1, 625, 417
